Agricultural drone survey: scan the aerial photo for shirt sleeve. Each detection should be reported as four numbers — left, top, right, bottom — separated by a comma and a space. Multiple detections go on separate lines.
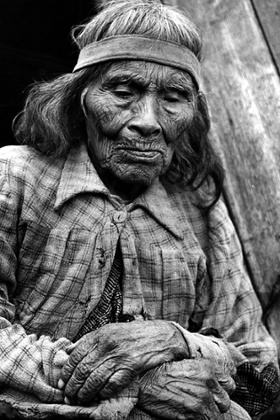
192, 199, 279, 416
0, 155, 71, 403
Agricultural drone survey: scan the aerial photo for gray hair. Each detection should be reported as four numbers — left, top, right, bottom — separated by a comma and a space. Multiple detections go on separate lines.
72, 1, 202, 59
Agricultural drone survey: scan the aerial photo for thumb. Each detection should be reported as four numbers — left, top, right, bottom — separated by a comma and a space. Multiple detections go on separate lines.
206, 379, 231, 413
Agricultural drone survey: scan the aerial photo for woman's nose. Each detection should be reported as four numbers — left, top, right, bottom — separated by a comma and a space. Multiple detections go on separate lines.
127, 96, 162, 137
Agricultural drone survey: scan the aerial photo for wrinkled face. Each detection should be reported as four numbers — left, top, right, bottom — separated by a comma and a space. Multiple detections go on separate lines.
83, 60, 196, 196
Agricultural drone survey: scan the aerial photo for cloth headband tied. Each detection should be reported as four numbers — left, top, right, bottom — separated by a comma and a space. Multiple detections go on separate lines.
73, 35, 201, 88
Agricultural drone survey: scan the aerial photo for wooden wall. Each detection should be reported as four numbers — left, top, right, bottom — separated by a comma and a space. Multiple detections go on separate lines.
165, 1, 280, 415
166, 0, 280, 357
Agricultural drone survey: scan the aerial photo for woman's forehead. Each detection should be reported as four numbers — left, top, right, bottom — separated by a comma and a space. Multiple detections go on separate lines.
100, 60, 194, 86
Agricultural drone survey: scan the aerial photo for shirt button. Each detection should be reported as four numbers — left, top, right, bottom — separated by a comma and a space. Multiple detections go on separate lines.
113, 211, 127, 223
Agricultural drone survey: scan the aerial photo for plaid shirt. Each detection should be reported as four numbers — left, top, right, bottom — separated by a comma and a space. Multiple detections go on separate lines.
0, 144, 278, 412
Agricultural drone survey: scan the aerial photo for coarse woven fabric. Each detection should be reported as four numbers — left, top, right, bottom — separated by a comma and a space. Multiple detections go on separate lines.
232, 362, 280, 417
0, 143, 278, 417
73, 35, 201, 88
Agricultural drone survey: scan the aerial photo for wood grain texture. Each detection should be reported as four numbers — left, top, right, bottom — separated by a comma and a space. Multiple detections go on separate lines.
168, 2, 280, 414
167, 0, 280, 336
251, 0, 280, 75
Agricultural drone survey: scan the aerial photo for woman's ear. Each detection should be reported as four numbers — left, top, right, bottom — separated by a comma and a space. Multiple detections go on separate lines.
80, 88, 90, 118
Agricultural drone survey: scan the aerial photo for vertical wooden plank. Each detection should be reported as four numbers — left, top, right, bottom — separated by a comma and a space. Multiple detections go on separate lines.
167, 0, 280, 314
166, 4, 280, 415
251, 0, 280, 76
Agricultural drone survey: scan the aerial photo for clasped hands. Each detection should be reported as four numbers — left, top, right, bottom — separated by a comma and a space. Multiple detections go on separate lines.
58, 320, 236, 419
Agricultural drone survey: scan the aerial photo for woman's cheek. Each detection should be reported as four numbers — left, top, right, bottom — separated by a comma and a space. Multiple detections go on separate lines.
96, 105, 131, 137
163, 114, 192, 143
86, 92, 124, 135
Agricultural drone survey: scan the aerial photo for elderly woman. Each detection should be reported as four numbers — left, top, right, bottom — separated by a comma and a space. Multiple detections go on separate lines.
0, 1, 278, 419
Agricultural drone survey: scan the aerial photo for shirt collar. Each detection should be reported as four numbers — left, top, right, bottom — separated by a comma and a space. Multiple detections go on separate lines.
133, 179, 184, 240
54, 143, 108, 209
55, 143, 183, 239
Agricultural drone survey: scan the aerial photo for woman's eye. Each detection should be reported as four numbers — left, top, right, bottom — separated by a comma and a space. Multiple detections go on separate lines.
164, 95, 180, 103
113, 87, 134, 99
163, 90, 191, 103
115, 91, 132, 99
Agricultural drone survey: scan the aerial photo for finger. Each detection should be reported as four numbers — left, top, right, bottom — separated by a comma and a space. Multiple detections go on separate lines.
66, 341, 80, 354
61, 351, 84, 385
95, 368, 136, 399
206, 378, 231, 413
64, 355, 120, 403
76, 363, 135, 404
218, 375, 236, 394
64, 355, 98, 401
57, 379, 65, 390
61, 340, 97, 386
64, 396, 71, 405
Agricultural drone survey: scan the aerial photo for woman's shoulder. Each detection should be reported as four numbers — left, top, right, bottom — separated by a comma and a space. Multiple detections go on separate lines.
0, 145, 64, 179
163, 180, 236, 245
1, 145, 46, 171
1, 144, 36, 159
1, 144, 55, 164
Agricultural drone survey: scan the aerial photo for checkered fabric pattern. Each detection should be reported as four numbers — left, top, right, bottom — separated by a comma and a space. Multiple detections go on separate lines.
232, 362, 280, 417
0, 143, 278, 417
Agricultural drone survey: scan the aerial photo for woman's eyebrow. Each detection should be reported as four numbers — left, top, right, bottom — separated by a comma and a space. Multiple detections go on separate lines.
102, 73, 146, 87
101, 71, 194, 92
161, 73, 194, 90
161, 80, 193, 93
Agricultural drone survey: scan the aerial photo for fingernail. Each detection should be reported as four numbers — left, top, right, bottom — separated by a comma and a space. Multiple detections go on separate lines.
66, 342, 78, 353
64, 396, 71, 405
58, 379, 65, 389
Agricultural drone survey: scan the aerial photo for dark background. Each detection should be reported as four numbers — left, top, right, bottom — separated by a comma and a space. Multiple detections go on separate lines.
0, 0, 100, 147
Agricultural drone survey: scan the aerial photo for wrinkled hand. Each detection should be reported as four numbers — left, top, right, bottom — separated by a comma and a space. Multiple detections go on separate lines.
138, 359, 235, 419
172, 324, 237, 383
59, 320, 188, 405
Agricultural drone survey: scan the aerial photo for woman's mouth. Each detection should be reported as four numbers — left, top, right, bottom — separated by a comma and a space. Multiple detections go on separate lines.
120, 149, 162, 163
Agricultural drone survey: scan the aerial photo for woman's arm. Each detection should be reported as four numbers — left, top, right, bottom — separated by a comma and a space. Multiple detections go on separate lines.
0, 153, 71, 402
